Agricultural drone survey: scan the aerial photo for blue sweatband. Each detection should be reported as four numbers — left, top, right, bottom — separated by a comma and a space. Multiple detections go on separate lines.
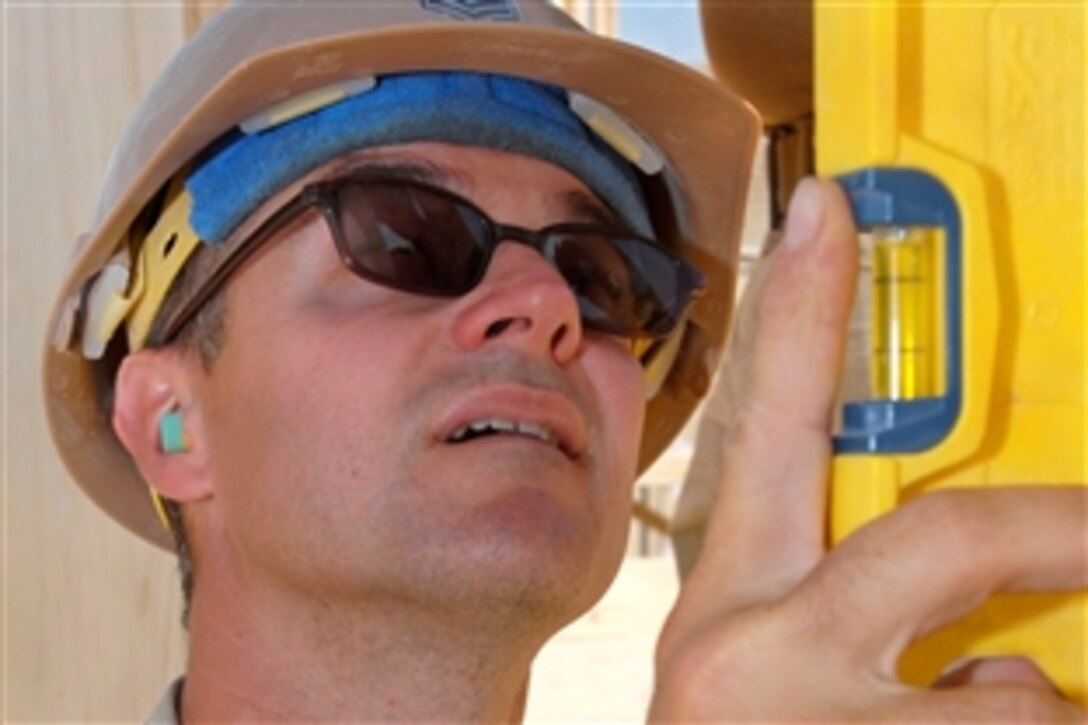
186, 72, 653, 242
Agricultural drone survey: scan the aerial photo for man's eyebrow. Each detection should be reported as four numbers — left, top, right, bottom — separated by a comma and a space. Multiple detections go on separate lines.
562, 189, 626, 230
320, 157, 471, 190
226, 157, 466, 246
317, 155, 626, 229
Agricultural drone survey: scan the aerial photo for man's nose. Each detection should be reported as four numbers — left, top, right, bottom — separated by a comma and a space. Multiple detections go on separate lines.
446, 242, 584, 365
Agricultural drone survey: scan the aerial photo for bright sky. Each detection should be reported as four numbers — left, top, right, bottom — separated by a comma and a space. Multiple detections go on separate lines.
616, 2, 707, 67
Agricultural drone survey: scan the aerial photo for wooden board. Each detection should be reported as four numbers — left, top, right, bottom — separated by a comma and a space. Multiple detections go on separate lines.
6, 6, 188, 720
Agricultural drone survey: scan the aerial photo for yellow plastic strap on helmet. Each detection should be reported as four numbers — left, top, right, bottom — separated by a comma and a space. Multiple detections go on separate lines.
148, 489, 173, 534
81, 176, 202, 357
125, 179, 202, 350
641, 325, 685, 399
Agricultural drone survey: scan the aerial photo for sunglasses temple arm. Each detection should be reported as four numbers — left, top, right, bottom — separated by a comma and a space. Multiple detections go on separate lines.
150, 197, 311, 346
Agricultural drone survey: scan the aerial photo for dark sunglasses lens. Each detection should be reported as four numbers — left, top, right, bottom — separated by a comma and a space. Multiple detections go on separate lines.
550, 233, 687, 336
333, 184, 489, 294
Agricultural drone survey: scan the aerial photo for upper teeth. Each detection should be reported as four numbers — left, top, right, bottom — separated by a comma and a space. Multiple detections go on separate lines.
450, 418, 556, 445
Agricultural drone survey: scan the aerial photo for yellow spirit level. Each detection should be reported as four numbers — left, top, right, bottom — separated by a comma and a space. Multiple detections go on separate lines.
819, 1, 1085, 704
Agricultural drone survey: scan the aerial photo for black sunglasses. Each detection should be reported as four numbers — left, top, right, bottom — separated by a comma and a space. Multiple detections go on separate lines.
155, 175, 705, 344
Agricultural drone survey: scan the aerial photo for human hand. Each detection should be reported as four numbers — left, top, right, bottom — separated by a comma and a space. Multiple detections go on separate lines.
651, 178, 1088, 721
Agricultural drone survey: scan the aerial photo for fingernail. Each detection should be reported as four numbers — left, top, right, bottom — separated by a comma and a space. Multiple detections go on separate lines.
782, 177, 825, 249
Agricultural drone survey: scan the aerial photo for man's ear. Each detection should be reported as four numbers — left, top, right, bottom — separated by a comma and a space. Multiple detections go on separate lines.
112, 348, 213, 503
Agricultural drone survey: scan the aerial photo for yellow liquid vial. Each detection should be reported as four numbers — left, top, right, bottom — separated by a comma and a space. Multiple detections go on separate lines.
870, 226, 943, 400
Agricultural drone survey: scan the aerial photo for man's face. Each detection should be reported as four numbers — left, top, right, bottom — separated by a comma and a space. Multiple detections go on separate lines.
186, 142, 646, 627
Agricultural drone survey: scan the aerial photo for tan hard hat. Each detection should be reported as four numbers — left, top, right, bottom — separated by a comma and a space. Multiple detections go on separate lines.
43, 0, 760, 549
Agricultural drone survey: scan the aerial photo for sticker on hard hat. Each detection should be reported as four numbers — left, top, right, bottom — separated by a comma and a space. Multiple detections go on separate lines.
240, 78, 376, 135
568, 92, 665, 176
421, 0, 521, 22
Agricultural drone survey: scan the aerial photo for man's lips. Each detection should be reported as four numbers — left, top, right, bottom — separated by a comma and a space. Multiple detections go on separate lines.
434, 385, 589, 461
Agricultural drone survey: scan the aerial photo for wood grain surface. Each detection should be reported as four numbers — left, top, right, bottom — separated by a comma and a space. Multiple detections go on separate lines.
6, 6, 188, 720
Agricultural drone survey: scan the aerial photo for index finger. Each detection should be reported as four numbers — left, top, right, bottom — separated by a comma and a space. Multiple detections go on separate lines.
797, 486, 1088, 669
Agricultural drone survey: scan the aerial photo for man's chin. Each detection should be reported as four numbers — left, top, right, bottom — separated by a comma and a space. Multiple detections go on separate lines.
408, 490, 620, 626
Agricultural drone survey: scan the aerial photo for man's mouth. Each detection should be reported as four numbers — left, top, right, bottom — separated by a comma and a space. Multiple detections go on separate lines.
446, 416, 576, 459
448, 417, 559, 447
437, 389, 587, 462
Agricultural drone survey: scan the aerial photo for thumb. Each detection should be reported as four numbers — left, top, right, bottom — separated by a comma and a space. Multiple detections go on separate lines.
672, 177, 858, 629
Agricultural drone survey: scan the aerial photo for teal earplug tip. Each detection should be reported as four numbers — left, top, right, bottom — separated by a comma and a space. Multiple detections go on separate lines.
159, 410, 189, 453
